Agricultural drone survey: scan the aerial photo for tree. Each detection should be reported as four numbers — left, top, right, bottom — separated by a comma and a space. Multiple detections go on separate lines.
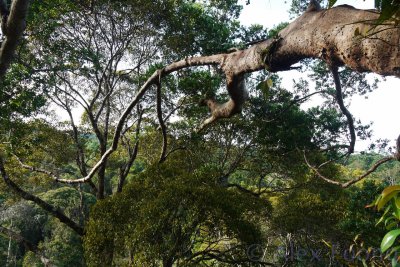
0, 0, 29, 78
1, 0, 400, 265
84, 150, 271, 266
36, 0, 398, 189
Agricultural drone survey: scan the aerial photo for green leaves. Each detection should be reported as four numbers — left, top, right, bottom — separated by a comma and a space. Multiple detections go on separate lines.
375, 185, 400, 211
381, 229, 400, 252
328, 0, 337, 8
373, 185, 400, 258
374, 0, 400, 27
257, 78, 273, 99
375, 0, 400, 15
84, 151, 270, 265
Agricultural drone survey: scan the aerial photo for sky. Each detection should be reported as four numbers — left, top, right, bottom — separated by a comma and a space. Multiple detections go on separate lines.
239, 0, 400, 152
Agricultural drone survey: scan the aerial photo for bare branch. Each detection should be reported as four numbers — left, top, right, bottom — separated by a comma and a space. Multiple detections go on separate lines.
117, 108, 143, 193
0, 156, 84, 236
14, 154, 98, 193
303, 151, 395, 188
163, 146, 186, 160
330, 65, 356, 154
52, 53, 227, 184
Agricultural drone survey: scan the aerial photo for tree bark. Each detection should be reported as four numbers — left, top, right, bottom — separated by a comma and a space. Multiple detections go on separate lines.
37, 5, 400, 186
0, 156, 84, 236
267, 6, 400, 76
0, 0, 29, 78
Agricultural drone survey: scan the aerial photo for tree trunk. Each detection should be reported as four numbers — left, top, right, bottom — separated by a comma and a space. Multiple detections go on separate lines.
0, 0, 29, 78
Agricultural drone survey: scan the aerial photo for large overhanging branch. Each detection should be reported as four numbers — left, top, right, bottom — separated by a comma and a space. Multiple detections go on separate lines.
264, 4, 400, 76
0, 0, 29, 78
50, 4, 400, 185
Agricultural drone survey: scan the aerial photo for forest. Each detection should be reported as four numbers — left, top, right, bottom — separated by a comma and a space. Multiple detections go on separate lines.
0, 0, 400, 266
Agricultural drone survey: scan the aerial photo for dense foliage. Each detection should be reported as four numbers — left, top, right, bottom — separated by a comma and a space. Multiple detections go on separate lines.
0, 0, 399, 266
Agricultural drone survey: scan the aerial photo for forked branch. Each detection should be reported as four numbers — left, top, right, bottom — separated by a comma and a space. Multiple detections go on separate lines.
304, 151, 396, 188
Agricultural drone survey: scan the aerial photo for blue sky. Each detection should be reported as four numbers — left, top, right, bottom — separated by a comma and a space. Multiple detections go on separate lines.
239, 0, 400, 152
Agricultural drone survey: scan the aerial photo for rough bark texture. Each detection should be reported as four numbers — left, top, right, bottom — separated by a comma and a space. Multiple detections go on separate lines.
0, 0, 29, 78
267, 5, 400, 76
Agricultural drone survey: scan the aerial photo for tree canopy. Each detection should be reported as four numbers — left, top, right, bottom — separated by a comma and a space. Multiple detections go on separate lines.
0, 0, 399, 266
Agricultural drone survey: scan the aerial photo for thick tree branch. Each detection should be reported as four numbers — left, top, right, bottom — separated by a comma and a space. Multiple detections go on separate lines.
0, 156, 84, 236
0, 0, 29, 78
266, 6, 400, 76
52, 5, 400, 184
198, 73, 248, 131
